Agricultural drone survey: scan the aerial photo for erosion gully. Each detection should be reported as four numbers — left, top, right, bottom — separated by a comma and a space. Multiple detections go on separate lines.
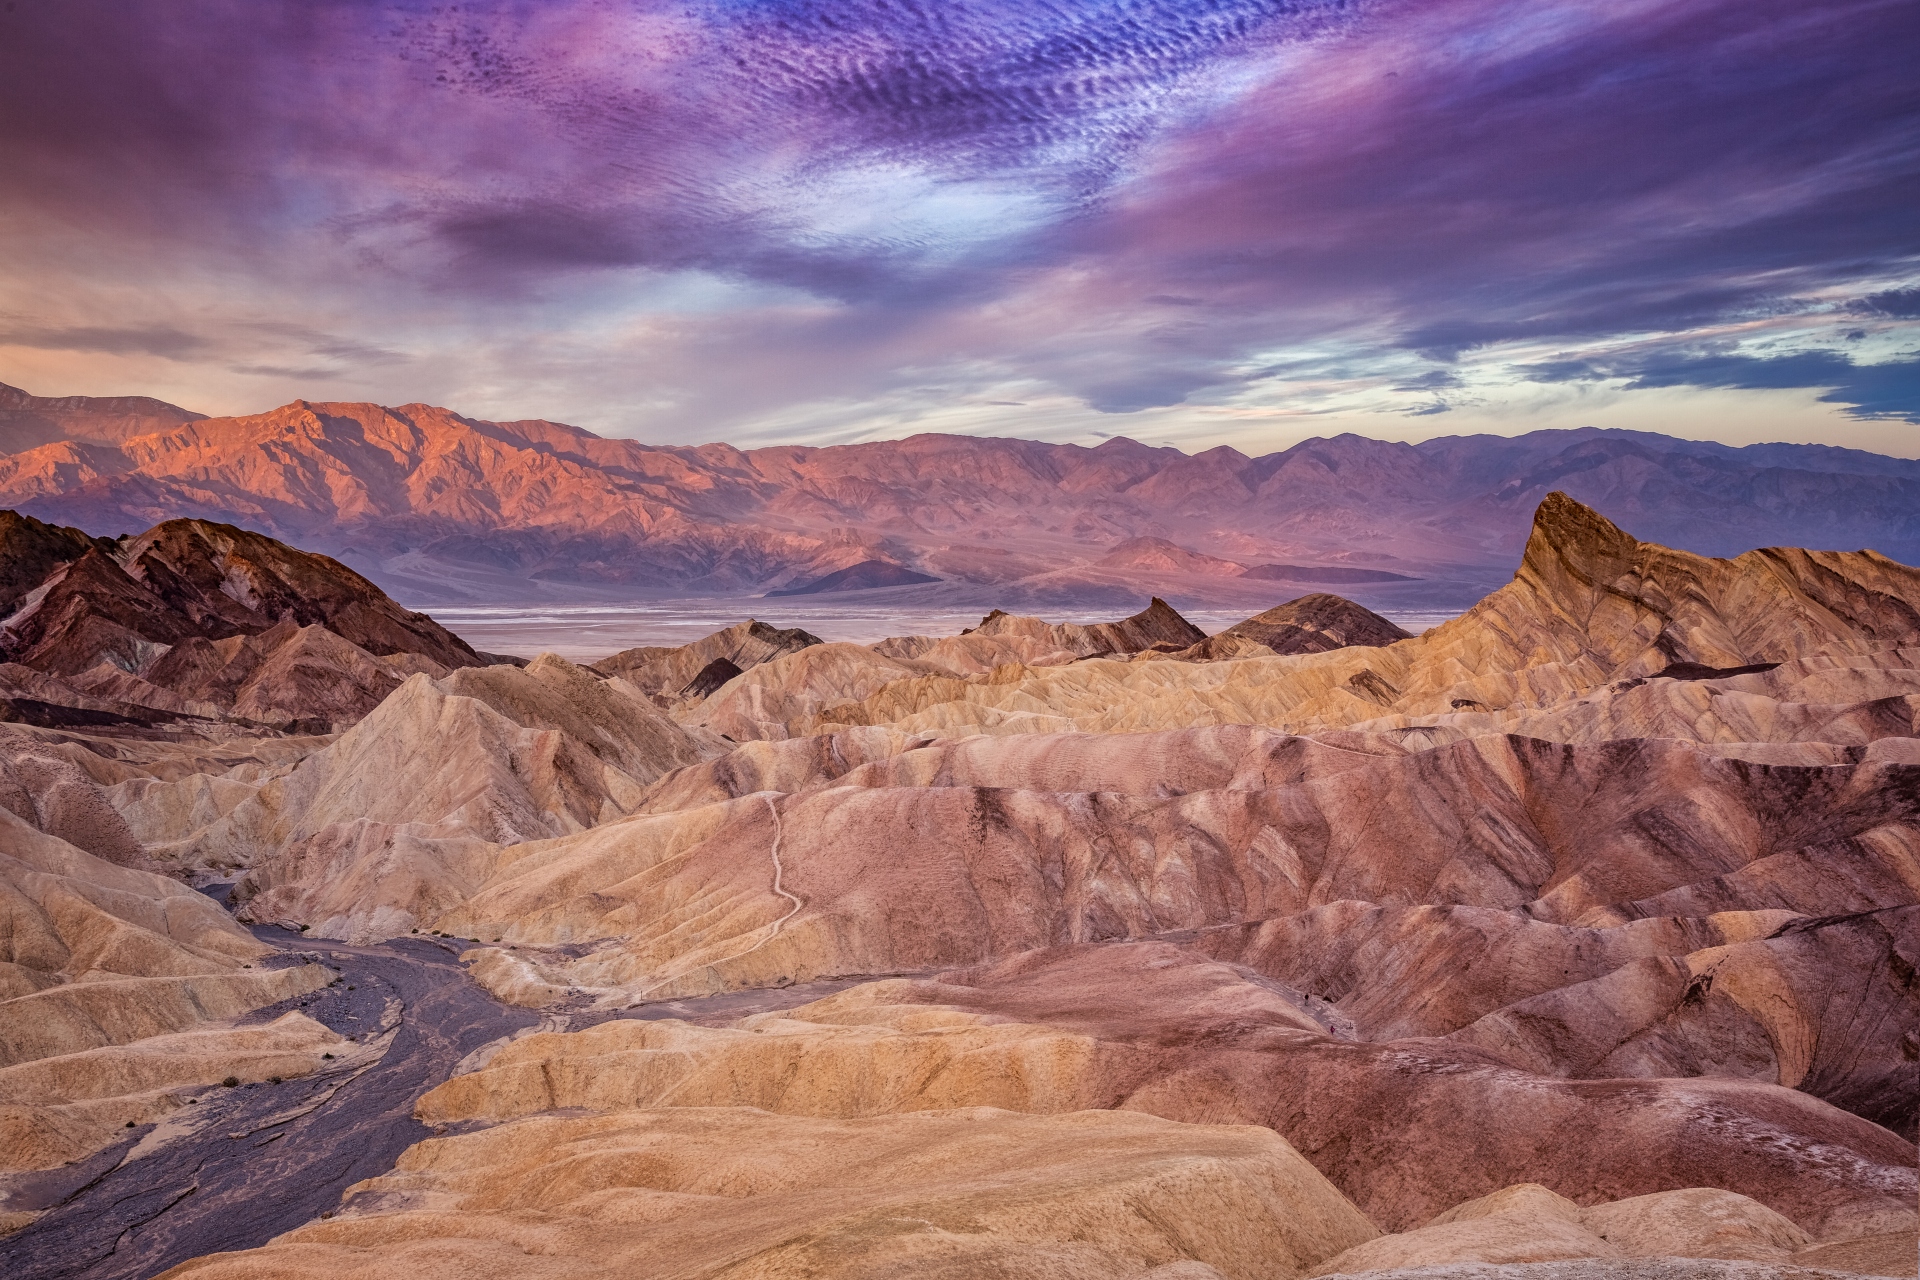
1, 889, 870, 1280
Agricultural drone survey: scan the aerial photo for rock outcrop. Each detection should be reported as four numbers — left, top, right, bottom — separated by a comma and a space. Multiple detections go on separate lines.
129, 654, 718, 939
159, 1107, 1379, 1280
1218, 593, 1413, 654
753, 495, 1920, 743
0, 509, 489, 731
0, 801, 332, 1180
591, 618, 823, 703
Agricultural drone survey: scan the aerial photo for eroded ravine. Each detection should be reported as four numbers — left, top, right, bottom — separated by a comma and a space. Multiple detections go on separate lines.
0, 884, 897, 1280
0, 915, 535, 1280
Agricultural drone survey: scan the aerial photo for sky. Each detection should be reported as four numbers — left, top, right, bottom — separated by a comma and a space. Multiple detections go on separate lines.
0, 0, 1916, 456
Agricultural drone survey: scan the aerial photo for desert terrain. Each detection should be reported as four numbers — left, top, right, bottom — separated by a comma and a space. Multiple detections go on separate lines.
0, 486, 1915, 1280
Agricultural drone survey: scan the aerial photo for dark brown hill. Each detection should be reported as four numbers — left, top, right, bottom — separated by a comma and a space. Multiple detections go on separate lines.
0, 509, 487, 729
1222, 593, 1414, 654
118, 520, 480, 667
0, 510, 112, 615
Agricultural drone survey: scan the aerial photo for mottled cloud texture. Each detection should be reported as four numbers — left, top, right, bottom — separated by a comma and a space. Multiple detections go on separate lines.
0, 0, 1915, 450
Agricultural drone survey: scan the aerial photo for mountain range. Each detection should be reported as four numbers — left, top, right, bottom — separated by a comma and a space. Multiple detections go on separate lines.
4, 382, 1918, 611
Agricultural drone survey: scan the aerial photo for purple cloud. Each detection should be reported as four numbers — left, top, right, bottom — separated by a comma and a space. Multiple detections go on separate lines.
0, 0, 1912, 435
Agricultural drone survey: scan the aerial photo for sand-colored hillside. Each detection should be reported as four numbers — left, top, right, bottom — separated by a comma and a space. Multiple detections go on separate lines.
6, 491, 1917, 1277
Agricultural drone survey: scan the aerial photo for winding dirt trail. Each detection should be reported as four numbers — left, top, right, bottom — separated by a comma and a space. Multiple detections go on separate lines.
634, 792, 807, 999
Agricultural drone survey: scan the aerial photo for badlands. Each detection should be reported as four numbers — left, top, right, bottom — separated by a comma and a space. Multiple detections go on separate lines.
0, 491, 1915, 1279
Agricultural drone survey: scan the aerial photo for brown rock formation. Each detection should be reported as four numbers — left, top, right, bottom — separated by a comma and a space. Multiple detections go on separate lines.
591, 618, 823, 702
1219, 593, 1413, 654
0, 509, 488, 731
159, 1107, 1379, 1280
0, 511, 110, 617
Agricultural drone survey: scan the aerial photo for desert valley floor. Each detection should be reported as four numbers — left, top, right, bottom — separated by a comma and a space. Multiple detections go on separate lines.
0, 492, 1915, 1280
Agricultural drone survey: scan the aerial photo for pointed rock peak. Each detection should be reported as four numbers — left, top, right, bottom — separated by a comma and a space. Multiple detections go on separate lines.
1125, 597, 1206, 643
526, 651, 588, 679
742, 619, 825, 649
1519, 491, 1642, 586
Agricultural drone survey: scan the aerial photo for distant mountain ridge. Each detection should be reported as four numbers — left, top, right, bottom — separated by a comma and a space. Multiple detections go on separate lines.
1, 382, 1916, 609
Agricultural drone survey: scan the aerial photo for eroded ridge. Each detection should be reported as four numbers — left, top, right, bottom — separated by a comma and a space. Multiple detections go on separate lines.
1, 492, 1915, 1280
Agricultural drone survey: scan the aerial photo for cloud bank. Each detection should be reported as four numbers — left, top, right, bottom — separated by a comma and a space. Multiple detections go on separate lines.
0, 0, 1914, 449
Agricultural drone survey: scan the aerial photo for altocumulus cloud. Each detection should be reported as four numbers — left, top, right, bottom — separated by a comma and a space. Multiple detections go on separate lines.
0, 0, 1914, 440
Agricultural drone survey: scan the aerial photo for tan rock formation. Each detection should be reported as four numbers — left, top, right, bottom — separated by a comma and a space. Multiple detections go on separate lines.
0, 795, 332, 1185
408, 948, 1917, 1241
591, 618, 823, 702
765, 496, 1920, 743
11, 485, 1920, 1274
151, 654, 717, 938
0, 1011, 347, 1172
158, 1106, 1378, 1280
1307, 1185, 1814, 1275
